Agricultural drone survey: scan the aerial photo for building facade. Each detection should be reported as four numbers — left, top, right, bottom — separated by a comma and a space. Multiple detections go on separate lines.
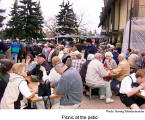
99, 0, 145, 47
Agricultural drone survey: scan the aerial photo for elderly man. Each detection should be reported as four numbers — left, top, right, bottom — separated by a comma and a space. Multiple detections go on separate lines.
110, 53, 130, 95
120, 69, 145, 109
27, 53, 51, 109
27, 53, 51, 80
52, 62, 83, 109
85, 53, 114, 103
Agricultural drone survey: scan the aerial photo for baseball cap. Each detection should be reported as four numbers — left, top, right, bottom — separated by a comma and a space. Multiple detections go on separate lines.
37, 53, 46, 59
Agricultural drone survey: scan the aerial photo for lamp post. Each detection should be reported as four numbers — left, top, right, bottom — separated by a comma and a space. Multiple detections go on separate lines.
128, 0, 133, 49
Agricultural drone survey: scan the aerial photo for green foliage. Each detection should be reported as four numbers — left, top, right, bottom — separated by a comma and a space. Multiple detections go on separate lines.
6, 0, 44, 40
0, 9, 5, 28
56, 1, 78, 35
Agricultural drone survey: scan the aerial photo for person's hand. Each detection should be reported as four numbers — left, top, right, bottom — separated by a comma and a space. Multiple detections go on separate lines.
26, 57, 31, 64
139, 82, 145, 90
40, 66, 46, 72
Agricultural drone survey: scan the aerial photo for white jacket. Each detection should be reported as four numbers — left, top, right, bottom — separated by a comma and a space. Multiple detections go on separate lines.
85, 59, 109, 86
0, 73, 27, 109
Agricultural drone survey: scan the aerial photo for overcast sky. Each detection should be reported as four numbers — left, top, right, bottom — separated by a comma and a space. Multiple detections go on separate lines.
0, 0, 104, 33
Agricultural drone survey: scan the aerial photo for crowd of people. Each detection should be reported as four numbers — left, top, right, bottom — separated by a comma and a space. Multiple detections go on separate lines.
0, 38, 145, 109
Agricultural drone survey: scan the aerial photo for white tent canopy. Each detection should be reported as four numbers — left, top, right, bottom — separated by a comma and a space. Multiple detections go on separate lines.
122, 18, 145, 54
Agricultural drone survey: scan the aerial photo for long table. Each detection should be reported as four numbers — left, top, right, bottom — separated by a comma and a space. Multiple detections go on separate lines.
25, 76, 64, 102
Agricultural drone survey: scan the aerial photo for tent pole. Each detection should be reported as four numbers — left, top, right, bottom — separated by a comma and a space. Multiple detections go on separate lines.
128, 0, 133, 49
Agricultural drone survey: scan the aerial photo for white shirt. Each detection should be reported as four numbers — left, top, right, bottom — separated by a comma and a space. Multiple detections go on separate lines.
120, 73, 137, 94
42, 68, 61, 84
19, 81, 32, 98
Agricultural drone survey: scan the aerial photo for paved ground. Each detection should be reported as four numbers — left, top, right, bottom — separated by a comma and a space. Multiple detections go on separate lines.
79, 95, 127, 109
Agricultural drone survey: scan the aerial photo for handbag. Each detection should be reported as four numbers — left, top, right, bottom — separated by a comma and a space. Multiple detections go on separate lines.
38, 81, 51, 97
38, 81, 52, 109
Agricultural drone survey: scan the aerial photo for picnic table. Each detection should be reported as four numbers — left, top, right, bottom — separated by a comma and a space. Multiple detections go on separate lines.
25, 76, 64, 102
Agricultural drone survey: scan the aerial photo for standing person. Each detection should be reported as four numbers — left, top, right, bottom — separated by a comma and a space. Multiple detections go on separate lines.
17, 40, 23, 63
120, 69, 145, 109
52, 62, 83, 109
112, 47, 119, 65
0, 41, 11, 59
11, 39, 20, 63
22, 43, 27, 62
84, 38, 97, 60
42, 43, 50, 58
92, 39, 98, 53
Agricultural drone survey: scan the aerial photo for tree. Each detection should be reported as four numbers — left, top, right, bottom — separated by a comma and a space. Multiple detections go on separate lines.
56, 0, 78, 35
0, 9, 6, 39
44, 17, 57, 37
0, 9, 5, 28
6, 0, 22, 39
18, 0, 44, 40
6, 0, 44, 40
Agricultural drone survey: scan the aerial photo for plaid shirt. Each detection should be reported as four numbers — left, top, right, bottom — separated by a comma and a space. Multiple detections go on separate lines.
72, 59, 85, 72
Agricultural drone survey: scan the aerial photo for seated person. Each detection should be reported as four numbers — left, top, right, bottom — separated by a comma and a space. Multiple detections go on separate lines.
110, 53, 130, 95
120, 69, 145, 109
85, 53, 114, 103
72, 52, 85, 72
0, 60, 13, 102
80, 54, 94, 83
62, 48, 72, 67
27, 53, 52, 80
52, 62, 83, 109
40, 56, 61, 84
25, 53, 37, 72
0, 63, 37, 109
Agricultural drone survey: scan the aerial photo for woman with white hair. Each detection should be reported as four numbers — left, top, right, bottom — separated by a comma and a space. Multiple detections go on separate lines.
104, 52, 117, 70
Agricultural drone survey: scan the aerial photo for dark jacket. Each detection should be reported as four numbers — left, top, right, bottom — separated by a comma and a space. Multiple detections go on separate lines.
27, 61, 52, 79
0, 42, 9, 52
80, 60, 91, 82
84, 45, 97, 59
0, 74, 9, 102
112, 50, 119, 64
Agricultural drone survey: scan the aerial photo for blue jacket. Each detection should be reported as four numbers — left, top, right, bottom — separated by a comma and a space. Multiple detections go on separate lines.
11, 42, 20, 54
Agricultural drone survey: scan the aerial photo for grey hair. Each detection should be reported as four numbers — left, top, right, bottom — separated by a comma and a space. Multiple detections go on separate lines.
119, 53, 125, 59
134, 49, 139, 54
105, 52, 113, 58
87, 54, 94, 60
94, 53, 102, 59
54, 62, 65, 71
